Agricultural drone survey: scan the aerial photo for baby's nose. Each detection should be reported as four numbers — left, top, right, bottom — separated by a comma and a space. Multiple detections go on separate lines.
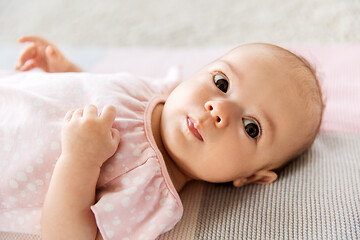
204, 100, 231, 128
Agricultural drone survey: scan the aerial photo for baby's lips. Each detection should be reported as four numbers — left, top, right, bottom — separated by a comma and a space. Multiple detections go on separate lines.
187, 117, 203, 141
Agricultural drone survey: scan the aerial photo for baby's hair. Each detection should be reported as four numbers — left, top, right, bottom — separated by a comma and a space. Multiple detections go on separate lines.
288, 52, 324, 152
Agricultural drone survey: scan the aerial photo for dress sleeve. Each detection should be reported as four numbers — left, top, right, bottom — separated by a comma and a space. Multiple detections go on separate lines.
91, 158, 183, 240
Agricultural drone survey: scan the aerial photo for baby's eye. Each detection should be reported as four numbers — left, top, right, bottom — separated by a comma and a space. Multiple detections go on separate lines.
213, 73, 229, 93
243, 118, 261, 139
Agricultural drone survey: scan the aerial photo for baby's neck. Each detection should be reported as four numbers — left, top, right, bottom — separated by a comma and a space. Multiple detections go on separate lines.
151, 103, 190, 192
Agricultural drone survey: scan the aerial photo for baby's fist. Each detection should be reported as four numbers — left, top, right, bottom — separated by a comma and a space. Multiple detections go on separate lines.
61, 105, 120, 168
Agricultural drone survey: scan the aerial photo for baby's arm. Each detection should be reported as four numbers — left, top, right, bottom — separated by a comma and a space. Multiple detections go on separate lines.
42, 105, 120, 240
16, 35, 82, 72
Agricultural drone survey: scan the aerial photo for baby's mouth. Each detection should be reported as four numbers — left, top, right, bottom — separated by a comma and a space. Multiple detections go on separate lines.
187, 117, 203, 141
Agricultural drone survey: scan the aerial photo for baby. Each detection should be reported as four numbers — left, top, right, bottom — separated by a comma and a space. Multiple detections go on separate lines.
0, 36, 323, 240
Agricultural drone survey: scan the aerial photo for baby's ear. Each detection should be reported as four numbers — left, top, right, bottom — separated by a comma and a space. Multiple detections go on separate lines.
251, 170, 278, 185
233, 170, 278, 187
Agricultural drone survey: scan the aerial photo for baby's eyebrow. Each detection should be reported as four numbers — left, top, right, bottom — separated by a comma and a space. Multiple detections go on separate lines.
218, 60, 234, 72
258, 108, 275, 143
217, 59, 242, 81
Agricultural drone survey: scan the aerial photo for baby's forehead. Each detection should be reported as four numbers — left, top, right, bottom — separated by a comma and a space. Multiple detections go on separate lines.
217, 45, 295, 81
218, 43, 319, 116
221, 44, 313, 86
222, 44, 292, 64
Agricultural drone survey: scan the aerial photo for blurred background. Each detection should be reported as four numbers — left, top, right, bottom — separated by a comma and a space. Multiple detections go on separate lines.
1, 0, 359, 70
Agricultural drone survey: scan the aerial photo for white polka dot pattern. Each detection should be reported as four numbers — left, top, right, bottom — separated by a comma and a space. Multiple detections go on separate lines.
0, 72, 183, 239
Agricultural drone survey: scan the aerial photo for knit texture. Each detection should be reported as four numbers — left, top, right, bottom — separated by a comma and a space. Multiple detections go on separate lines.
159, 133, 360, 240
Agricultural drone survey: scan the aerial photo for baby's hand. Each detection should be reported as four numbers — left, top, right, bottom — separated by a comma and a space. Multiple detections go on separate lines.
16, 35, 81, 72
61, 105, 120, 168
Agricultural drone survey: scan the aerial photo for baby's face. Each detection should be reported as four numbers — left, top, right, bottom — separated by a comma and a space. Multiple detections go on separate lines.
161, 44, 311, 184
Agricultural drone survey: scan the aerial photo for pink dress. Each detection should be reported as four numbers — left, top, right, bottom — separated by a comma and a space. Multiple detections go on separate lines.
0, 72, 183, 239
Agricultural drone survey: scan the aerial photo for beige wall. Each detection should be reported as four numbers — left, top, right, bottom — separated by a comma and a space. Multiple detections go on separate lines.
1, 0, 360, 47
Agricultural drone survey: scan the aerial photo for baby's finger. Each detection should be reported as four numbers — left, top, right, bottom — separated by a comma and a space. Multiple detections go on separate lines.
111, 128, 121, 145
18, 35, 49, 45
64, 110, 75, 122
45, 45, 58, 59
16, 44, 37, 68
100, 105, 117, 126
83, 104, 98, 118
73, 108, 84, 118
17, 59, 37, 71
